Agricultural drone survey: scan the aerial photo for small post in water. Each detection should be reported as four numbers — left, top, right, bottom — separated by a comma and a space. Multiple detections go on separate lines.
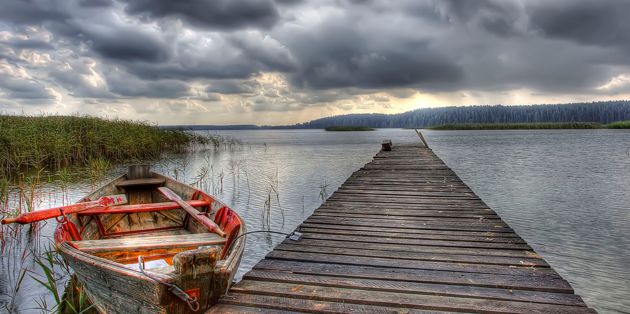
415, 129, 429, 148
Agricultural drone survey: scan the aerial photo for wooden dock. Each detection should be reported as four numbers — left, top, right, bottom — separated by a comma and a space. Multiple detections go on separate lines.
211, 143, 594, 313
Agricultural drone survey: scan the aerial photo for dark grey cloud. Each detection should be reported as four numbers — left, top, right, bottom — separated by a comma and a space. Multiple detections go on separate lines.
434, 0, 527, 37
1, 38, 54, 51
1, 0, 630, 110
0, 76, 54, 101
121, 0, 280, 30
529, 0, 630, 49
0, 0, 69, 25
110, 79, 191, 98
86, 29, 170, 62
279, 5, 462, 90
115, 31, 295, 82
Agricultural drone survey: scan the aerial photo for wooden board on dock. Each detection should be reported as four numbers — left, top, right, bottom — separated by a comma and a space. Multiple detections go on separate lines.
211, 143, 594, 313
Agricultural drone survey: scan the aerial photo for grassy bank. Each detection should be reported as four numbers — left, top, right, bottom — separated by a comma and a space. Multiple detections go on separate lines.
325, 126, 375, 131
428, 121, 630, 130
0, 115, 208, 177
605, 121, 630, 129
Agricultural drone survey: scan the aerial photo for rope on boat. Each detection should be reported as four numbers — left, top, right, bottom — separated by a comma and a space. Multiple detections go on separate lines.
137, 256, 200, 312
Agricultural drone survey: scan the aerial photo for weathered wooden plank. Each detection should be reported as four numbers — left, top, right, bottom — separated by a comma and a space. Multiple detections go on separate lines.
298, 224, 522, 239
327, 196, 487, 204
321, 200, 493, 210
304, 218, 516, 233
335, 189, 477, 197
311, 212, 502, 222
253, 259, 574, 293
296, 227, 525, 243
298, 231, 528, 249
337, 184, 474, 196
285, 238, 539, 258
243, 270, 584, 306
265, 251, 558, 277
274, 243, 546, 266
315, 207, 499, 217
206, 304, 298, 313
231, 281, 594, 314
218, 292, 436, 313
339, 185, 473, 193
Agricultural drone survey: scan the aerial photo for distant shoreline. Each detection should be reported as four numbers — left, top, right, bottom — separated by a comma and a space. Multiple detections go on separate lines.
325, 126, 375, 131
161, 121, 630, 131
428, 121, 630, 130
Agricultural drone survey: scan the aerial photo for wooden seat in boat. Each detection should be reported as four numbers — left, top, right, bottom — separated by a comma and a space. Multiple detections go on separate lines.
71, 233, 226, 253
115, 177, 165, 188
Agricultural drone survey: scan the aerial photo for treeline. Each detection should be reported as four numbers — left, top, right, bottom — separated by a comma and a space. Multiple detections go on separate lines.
294, 101, 630, 129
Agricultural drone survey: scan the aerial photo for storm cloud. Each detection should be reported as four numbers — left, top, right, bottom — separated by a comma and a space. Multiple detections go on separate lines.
0, 0, 629, 123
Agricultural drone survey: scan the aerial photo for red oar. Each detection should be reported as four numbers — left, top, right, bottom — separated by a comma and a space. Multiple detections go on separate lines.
1, 194, 128, 225
158, 187, 226, 237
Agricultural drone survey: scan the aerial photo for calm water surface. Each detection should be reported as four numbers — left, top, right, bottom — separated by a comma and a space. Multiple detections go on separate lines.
1, 129, 628, 313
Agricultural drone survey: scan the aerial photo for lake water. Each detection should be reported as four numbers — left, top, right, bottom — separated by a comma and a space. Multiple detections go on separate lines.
1, 129, 628, 313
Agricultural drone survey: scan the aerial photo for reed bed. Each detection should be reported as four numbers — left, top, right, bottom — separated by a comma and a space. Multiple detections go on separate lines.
605, 120, 630, 129
0, 115, 208, 177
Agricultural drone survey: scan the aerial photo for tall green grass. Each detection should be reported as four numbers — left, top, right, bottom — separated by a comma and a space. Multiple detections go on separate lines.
605, 120, 630, 129
0, 115, 207, 177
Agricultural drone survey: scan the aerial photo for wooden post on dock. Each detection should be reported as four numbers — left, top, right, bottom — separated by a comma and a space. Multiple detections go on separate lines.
381, 139, 392, 151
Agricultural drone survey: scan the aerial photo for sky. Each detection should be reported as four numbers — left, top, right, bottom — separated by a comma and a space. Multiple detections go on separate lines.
1, 0, 630, 125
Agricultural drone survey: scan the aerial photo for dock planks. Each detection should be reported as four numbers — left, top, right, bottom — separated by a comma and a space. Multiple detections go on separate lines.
211, 144, 594, 313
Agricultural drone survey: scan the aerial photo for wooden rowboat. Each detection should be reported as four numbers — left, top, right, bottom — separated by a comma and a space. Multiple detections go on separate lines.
54, 165, 245, 313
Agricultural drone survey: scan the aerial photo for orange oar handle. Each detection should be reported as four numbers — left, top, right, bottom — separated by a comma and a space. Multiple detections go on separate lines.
158, 187, 226, 237
1, 195, 127, 225
1, 202, 98, 225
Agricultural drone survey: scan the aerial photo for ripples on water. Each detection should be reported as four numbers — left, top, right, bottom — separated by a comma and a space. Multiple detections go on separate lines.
1, 129, 628, 313
426, 129, 630, 314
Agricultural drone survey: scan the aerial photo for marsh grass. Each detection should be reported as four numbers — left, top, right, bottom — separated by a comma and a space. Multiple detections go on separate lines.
0, 115, 208, 178
262, 169, 283, 230
605, 120, 630, 129
318, 181, 329, 203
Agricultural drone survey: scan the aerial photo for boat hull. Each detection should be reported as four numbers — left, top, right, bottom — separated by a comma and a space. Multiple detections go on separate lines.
56, 170, 246, 313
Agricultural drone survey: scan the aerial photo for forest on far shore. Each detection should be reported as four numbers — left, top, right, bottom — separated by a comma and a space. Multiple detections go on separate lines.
162, 100, 630, 130
296, 100, 630, 129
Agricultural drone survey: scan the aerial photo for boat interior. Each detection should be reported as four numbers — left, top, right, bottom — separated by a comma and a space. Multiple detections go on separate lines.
60, 167, 241, 274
